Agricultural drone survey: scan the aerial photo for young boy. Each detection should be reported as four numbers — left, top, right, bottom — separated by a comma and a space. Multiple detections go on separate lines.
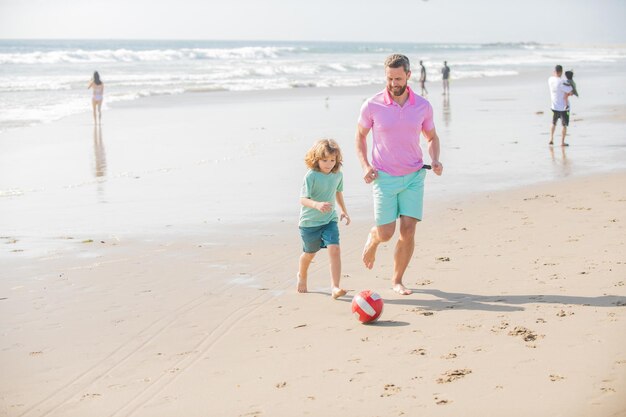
298, 139, 350, 299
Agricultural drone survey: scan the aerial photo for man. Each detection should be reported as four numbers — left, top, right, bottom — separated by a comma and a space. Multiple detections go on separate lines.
441, 61, 450, 95
548, 64, 573, 146
419, 60, 428, 96
356, 54, 443, 296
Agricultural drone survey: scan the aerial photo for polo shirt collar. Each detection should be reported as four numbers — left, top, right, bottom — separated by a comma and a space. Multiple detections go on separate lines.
383, 85, 416, 106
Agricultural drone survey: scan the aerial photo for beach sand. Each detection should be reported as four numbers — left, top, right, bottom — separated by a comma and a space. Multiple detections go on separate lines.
1, 71, 625, 416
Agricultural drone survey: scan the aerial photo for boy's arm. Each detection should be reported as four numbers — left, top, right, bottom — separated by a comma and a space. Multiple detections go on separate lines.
300, 197, 332, 213
335, 191, 350, 225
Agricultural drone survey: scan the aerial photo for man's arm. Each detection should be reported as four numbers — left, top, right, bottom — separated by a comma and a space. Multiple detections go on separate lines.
423, 127, 443, 176
355, 124, 377, 183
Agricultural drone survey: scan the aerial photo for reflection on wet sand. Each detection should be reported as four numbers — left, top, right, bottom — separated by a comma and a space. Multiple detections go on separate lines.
93, 125, 106, 178
549, 144, 571, 177
93, 126, 107, 201
443, 94, 451, 127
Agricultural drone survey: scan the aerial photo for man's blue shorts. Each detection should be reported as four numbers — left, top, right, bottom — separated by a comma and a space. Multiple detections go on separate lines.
372, 169, 426, 226
299, 221, 339, 253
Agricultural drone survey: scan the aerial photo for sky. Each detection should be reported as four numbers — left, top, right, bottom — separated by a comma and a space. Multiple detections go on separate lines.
1, 0, 625, 44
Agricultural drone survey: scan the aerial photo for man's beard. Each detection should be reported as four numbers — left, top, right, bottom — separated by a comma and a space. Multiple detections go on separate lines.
389, 84, 407, 96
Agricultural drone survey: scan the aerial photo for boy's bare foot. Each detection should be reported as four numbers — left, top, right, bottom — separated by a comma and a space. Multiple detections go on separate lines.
332, 287, 347, 299
392, 283, 412, 295
362, 231, 378, 269
297, 273, 307, 293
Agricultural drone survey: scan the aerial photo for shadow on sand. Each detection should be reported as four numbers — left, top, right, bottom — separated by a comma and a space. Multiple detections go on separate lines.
384, 288, 626, 313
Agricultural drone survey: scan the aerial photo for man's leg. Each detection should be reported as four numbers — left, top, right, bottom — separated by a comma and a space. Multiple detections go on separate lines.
392, 216, 418, 295
561, 126, 568, 146
362, 222, 395, 269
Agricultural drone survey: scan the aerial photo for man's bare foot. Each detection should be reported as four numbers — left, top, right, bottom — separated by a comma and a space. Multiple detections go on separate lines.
548, 141, 554, 145
561, 142, 569, 147
362, 230, 378, 269
331, 287, 347, 299
392, 283, 412, 295
297, 273, 307, 293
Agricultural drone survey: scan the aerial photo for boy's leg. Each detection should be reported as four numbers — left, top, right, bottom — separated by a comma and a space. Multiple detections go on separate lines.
327, 245, 346, 298
298, 251, 316, 293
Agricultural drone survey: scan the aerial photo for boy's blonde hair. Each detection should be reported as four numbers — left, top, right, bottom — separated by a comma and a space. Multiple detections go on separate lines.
304, 139, 343, 173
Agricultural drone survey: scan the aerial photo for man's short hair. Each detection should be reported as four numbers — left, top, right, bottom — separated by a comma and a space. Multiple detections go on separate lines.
555, 64, 563, 73
385, 54, 410, 72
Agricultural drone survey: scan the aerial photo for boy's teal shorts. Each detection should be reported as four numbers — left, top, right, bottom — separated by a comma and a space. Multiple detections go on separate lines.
299, 221, 339, 253
372, 169, 426, 226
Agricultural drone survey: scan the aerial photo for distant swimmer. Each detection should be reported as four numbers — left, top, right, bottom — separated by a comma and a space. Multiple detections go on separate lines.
441, 61, 450, 95
88, 71, 104, 125
419, 60, 428, 96
548, 65, 573, 146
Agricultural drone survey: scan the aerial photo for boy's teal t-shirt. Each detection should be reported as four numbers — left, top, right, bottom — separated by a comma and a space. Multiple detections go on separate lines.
299, 169, 344, 227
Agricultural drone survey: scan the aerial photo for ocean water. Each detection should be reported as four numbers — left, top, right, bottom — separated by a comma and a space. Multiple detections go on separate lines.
1, 39, 625, 132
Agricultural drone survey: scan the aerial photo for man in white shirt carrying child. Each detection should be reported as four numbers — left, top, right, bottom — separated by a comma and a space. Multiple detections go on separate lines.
548, 64, 574, 147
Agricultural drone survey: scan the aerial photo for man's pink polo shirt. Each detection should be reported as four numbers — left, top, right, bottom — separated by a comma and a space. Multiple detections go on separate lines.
358, 86, 435, 176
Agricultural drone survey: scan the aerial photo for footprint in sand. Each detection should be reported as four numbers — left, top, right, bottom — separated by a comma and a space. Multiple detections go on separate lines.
380, 384, 401, 397
508, 326, 540, 342
434, 396, 451, 405
408, 307, 434, 316
491, 321, 509, 333
411, 348, 427, 356
436, 369, 472, 384
549, 374, 565, 382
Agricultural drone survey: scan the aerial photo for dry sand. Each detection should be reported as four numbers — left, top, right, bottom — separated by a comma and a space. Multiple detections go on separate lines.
2, 172, 625, 417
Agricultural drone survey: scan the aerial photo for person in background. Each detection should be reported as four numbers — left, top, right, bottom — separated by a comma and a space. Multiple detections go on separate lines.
419, 60, 428, 96
88, 71, 104, 124
548, 65, 573, 146
441, 61, 450, 95
563, 70, 579, 111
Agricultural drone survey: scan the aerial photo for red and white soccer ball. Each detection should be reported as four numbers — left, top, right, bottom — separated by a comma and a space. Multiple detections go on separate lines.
351, 290, 384, 323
